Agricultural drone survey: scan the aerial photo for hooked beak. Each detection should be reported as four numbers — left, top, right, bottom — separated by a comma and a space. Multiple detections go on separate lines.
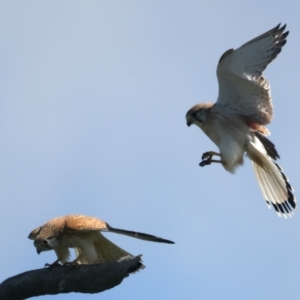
186, 120, 192, 127
37, 249, 41, 255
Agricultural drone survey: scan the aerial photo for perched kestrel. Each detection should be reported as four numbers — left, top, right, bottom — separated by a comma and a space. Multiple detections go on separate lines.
186, 24, 296, 217
28, 214, 174, 267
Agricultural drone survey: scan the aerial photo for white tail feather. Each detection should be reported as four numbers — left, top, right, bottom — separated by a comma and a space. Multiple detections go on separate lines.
247, 138, 296, 217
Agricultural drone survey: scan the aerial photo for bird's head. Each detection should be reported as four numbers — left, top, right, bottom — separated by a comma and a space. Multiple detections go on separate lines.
186, 103, 213, 127
28, 226, 59, 254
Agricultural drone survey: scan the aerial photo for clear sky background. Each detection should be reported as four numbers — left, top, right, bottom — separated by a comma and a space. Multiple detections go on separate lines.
1, 1, 300, 300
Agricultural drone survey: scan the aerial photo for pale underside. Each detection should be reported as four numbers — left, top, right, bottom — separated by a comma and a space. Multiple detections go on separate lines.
191, 24, 295, 216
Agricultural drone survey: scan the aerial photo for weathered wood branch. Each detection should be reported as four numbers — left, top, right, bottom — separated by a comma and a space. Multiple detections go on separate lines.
0, 255, 143, 300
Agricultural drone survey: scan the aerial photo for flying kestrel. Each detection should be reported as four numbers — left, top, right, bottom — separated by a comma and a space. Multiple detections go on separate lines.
185, 24, 296, 217
28, 214, 174, 268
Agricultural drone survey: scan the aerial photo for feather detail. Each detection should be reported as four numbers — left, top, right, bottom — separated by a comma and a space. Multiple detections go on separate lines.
247, 137, 296, 217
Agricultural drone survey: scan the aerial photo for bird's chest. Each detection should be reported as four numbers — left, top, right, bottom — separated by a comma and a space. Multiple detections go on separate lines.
201, 115, 249, 150
200, 120, 223, 147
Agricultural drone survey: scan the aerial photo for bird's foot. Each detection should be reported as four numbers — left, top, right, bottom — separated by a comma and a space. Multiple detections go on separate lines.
201, 152, 213, 161
200, 152, 213, 167
201, 151, 220, 160
200, 151, 221, 167
63, 261, 80, 269
44, 261, 61, 268
199, 158, 212, 167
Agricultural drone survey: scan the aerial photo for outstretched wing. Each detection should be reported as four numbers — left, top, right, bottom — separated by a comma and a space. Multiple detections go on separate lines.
216, 24, 288, 126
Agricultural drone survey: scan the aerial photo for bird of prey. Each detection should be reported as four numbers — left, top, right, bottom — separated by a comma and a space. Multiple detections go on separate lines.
185, 24, 296, 217
28, 214, 174, 268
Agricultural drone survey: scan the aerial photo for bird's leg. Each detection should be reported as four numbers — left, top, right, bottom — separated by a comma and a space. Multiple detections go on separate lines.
200, 151, 222, 167
201, 151, 221, 160
200, 159, 223, 167
44, 258, 62, 267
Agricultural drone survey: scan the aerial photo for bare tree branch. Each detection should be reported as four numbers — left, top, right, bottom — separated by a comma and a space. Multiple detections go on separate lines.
0, 255, 143, 300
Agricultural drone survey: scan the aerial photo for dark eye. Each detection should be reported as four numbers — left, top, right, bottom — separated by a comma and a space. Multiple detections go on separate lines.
43, 240, 48, 245
193, 110, 202, 118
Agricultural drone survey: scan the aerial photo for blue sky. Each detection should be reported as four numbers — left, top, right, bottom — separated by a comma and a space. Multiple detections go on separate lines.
1, 1, 300, 299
